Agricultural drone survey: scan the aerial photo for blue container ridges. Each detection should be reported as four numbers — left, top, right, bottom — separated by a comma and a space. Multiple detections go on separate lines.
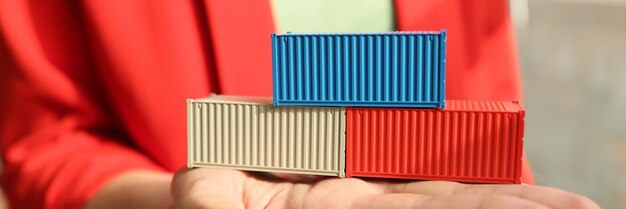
272, 30, 446, 108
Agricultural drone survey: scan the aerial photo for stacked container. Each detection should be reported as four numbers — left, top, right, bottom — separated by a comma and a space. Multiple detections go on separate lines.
188, 30, 526, 184
345, 101, 525, 184
272, 31, 446, 108
187, 96, 346, 177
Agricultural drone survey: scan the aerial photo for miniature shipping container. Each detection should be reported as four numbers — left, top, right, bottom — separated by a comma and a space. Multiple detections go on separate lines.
187, 95, 346, 177
346, 101, 525, 184
272, 30, 447, 108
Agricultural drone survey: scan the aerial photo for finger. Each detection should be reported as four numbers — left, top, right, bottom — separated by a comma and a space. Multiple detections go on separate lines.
172, 167, 246, 209
264, 172, 317, 182
478, 195, 549, 209
384, 181, 599, 209
450, 184, 599, 209
352, 193, 431, 209
352, 193, 549, 209
379, 180, 460, 195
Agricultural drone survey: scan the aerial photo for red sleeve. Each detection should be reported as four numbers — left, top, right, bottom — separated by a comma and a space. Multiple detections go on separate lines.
0, 1, 164, 208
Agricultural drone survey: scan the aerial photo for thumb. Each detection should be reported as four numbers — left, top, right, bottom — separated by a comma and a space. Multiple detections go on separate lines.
171, 167, 246, 209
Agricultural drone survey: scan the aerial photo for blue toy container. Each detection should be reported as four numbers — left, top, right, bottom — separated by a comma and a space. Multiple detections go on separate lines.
272, 30, 446, 108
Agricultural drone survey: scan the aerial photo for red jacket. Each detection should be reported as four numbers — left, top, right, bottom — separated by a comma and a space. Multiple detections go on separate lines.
0, 0, 532, 208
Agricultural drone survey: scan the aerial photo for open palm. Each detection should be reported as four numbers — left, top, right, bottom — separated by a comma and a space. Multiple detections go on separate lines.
171, 168, 598, 209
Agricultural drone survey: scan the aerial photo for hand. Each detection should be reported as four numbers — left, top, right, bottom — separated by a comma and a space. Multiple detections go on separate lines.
171, 167, 599, 209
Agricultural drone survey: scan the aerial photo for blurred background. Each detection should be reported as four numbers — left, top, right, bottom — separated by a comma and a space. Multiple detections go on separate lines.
1, 0, 624, 208
513, 0, 626, 208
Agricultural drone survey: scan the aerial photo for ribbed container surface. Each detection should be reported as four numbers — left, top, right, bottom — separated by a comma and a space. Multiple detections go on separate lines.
188, 95, 346, 177
272, 30, 446, 108
346, 101, 525, 184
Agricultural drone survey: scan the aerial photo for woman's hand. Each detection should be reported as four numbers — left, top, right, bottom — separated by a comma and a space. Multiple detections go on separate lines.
171, 167, 600, 209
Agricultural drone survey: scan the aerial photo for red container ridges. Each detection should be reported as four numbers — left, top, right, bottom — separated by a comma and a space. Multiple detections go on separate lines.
346, 101, 525, 184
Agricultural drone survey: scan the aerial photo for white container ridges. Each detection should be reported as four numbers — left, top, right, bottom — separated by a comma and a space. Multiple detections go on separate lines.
187, 95, 346, 177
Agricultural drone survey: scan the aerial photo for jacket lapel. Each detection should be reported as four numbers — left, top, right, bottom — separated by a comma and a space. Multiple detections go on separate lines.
204, 0, 276, 96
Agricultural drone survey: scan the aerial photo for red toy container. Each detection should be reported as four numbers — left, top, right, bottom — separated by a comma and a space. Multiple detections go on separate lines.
346, 101, 525, 184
